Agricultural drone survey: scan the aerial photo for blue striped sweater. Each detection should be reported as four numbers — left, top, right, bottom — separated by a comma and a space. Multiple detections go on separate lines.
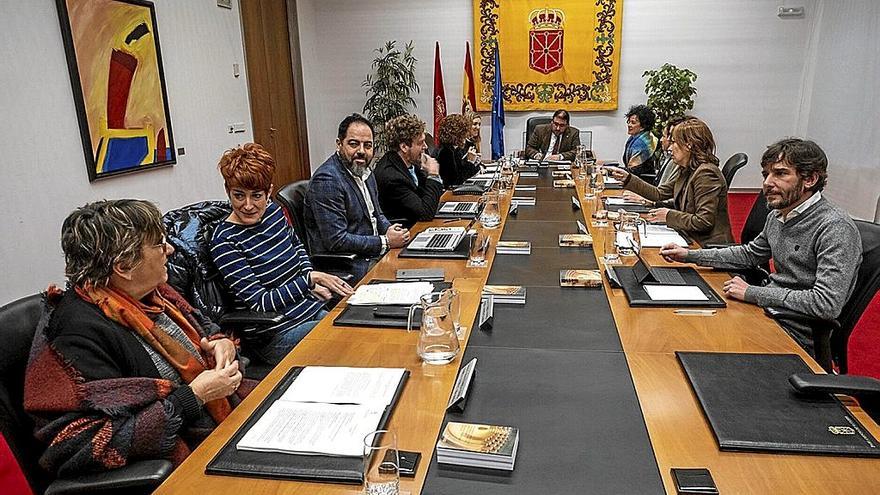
209, 202, 324, 334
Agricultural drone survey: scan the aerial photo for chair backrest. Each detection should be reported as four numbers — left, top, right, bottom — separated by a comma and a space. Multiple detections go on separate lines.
740, 190, 770, 245
524, 116, 551, 148
721, 153, 748, 187
423, 132, 438, 158
0, 294, 45, 493
163, 201, 234, 322
874, 195, 880, 224
275, 180, 312, 254
833, 220, 880, 371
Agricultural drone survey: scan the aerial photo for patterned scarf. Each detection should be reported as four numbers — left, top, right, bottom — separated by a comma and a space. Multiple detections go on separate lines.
75, 283, 232, 423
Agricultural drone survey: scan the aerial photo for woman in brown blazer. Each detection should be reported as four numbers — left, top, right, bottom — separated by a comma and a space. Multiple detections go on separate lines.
608, 118, 733, 246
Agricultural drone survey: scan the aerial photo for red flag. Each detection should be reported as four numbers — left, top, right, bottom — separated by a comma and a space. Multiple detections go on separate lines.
462, 41, 477, 114
433, 41, 447, 145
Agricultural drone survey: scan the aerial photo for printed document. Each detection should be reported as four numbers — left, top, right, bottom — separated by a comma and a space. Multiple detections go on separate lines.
640, 225, 688, 248
347, 282, 434, 306
281, 367, 405, 406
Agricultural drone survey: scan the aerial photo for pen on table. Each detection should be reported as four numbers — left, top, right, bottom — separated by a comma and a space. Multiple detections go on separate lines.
442, 218, 462, 223
464, 217, 478, 231
673, 309, 717, 316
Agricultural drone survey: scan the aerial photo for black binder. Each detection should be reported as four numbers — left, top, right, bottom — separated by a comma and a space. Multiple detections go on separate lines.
677, 352, 880, 457
334, 281, 452, 328
615, 265, 726, 307
206, 366, 410, 483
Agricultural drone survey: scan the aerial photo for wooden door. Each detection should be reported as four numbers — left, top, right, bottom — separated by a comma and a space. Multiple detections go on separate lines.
240, 0, 310, 189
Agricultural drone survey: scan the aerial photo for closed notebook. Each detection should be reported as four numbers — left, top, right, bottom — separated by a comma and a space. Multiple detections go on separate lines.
553, 179, 576, 188
560, 269, 602, 288
482, 285, 526, 304
496, 241, 531, 255
559, 234, 593, 247
436, 422, 519, 470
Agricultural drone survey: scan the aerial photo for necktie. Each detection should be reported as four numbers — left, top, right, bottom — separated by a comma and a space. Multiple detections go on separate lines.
552, 134, 561, 154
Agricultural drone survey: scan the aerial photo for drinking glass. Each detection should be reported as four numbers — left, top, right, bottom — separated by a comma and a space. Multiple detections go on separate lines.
616, 210, 643, 256
603, 224, 621, 264
363, 430, 399, 495
468, 230, 490, 267
479, 192, 501, 229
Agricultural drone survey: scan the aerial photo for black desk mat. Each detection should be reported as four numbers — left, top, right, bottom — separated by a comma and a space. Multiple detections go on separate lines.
507, 200, 584, 222
421, 347, 663, 494
488, 247, 596, 286
500, 220, 585, 248
470, 286, 622, 352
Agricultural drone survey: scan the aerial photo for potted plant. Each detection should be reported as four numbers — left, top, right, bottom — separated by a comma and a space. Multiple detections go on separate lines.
362, 40, 419, 152
642, 63, 698, 137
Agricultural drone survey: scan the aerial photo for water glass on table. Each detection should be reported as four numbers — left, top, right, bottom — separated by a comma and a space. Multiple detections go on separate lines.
479, 192, 501, 229
603, 224, 621, 264
363, 430, 399, 495
468, 230, 489, 267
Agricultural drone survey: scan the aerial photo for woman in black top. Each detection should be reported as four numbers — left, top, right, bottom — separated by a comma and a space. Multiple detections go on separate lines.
437, 114, 481, 187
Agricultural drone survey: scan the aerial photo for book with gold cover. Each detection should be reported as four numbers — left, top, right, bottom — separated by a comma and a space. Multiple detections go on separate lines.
436, 422, 520, 470
560, 269, 602, 288
481, 285, 526, 304
559, 234, 593, 247
553, 179, 575, 188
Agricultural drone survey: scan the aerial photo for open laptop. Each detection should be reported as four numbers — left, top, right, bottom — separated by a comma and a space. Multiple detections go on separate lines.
630, 240, 687, 285
438, 201, 479, 216
407, 227, 467, 251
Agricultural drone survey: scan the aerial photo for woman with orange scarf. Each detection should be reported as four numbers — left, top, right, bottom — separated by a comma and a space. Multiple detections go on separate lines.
24, 199, 249, 476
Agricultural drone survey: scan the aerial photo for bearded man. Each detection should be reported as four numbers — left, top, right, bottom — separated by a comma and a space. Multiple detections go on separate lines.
305, 114, 410, 281
660, 138, 861, 356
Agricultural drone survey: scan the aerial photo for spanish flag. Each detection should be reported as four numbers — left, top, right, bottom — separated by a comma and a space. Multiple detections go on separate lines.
462, 41, 476, 114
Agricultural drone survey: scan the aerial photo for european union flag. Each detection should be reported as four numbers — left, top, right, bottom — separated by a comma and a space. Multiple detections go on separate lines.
490, 45, 505, 160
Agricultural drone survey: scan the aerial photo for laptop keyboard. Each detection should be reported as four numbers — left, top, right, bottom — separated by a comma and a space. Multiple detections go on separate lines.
653, 268, 687, 285
427, 233, 454, 249
453, 203, 473, 212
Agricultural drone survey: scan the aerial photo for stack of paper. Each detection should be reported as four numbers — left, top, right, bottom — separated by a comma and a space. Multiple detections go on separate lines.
640, 224, 689, 248
236, 367, 406, 457
347, 282, 434, 306
496, 241, 531, 255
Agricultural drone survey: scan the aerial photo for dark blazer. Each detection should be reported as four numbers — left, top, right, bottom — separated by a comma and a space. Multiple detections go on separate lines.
525, 124, 581, 161
374, 151, 445, 226
436, 144, 480, 187
623, 162, 734, 246
304, 153, 391, 263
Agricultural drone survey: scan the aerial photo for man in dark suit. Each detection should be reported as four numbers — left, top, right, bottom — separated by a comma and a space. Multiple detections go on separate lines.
374, 114, 444, 227
305, 114, 410, 281
525, 109, 581, 162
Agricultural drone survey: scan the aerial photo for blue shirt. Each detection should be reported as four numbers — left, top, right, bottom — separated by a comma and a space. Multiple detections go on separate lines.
209, 202, 324, 334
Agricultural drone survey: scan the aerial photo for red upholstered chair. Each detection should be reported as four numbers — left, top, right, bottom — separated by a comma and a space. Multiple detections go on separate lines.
0, 432, 32, 495
846, 290, 880, 380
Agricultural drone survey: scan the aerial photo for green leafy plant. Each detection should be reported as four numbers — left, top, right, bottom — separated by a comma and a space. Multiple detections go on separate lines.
362, 40, 419, 152
642, 63, 698, 137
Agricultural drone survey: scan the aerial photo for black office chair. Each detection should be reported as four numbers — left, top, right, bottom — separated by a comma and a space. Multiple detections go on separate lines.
275, 181, 357, 276
163, 201, 282, 379
721, 153, 748, 187
424, 131, 438, 158
0, 294, 173, 495
523, 116, 551, 149
767, 220, 880, 372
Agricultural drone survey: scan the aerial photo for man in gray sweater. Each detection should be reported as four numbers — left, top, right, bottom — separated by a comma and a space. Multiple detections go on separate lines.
660, 138, 861, 355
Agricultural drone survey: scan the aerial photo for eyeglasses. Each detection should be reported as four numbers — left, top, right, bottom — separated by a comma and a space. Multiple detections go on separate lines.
150, 236, 168, 249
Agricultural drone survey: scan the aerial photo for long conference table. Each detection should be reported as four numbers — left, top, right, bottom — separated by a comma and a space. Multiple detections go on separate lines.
155, 163, 880, 494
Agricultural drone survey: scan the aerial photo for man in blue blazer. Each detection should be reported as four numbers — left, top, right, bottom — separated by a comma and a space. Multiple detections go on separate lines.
305, 114, 410, 281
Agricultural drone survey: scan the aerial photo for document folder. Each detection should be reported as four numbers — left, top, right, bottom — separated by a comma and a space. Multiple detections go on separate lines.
615, 265, 726, 308
206, 367, 410, 482
334, 281, 452, 328
677, 352, 880, 457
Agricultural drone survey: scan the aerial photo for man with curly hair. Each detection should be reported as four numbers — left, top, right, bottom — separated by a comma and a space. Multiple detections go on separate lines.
374, 114, 445, 226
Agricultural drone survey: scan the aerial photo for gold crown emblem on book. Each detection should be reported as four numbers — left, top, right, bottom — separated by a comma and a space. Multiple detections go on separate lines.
529, 8, 565, 30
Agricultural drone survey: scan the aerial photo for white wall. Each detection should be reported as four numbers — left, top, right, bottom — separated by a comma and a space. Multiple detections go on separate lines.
295, 0, 815, 191
0, 0, 253, 304
797, 0, 880, 220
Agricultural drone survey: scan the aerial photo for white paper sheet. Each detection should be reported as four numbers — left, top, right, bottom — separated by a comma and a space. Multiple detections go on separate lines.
644, 285, 708, 301
606, 197, 643, 206
346, 282, 434, 306
281, 367, 405, 406
236, 402, 385, 456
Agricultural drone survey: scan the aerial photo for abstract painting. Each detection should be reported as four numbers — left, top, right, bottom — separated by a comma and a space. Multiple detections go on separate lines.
57, 0, 175, 181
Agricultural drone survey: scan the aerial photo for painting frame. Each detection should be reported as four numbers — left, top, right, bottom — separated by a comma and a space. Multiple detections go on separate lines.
56, 0, 176, 182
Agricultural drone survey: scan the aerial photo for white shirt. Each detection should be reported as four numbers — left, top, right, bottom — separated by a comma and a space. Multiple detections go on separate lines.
547, 132, 560, 156
775, 191, 822, 224
342, 160, 388, 251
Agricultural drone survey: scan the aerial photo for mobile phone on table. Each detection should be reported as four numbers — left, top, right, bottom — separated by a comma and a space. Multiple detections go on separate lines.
671, 468, 718, 494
